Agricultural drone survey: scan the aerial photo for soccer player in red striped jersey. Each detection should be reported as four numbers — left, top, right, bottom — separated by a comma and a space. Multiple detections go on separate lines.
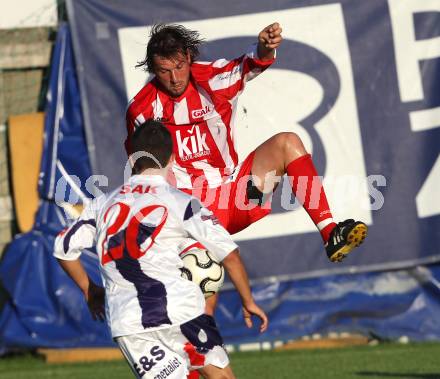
125, 22, 367, 296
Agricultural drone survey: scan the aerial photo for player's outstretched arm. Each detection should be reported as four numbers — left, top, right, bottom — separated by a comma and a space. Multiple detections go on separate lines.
222, 250, 268, 333
257, 22, 283, 61
56, 258, 105, 321
53, 198, 104, 321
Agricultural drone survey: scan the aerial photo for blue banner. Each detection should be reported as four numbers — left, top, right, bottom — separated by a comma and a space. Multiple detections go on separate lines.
2, 19, 439, 351
66, 0, 440, 280
0, 24, 112, 350
39, 21, 92, 204
217, 264, 440, 344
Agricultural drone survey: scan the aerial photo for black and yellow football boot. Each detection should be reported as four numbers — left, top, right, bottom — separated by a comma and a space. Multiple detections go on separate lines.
325, 219, 368, 262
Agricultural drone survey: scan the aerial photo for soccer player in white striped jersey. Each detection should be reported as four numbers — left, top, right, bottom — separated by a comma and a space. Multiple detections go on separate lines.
125, 23, 368, 271
54, 119, 267, 379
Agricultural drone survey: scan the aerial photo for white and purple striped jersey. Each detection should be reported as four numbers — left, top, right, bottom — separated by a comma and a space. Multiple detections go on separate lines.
125, 45, 274, 190
53, 175, 238, 338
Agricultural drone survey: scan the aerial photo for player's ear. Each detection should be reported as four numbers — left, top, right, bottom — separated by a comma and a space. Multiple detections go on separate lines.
164, 153, 175, 170
167, 153, 175, 167
185, 49, 191, 64
128, 154, 136, 169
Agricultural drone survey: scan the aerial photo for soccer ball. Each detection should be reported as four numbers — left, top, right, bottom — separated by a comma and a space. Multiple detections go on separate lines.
180, 248, 225, 298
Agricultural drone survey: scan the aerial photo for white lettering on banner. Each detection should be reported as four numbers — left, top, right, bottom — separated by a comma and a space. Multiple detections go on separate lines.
388, 0, 440, 103
389, 0, 440, 219
415, 152, 440, 220
176, 125, 210, 161
410, 107, 440, 133
416, 155, 440, 218
118, 5, 373, 241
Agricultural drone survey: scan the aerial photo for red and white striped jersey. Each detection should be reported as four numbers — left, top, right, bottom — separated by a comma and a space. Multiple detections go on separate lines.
126, 45, 274, 190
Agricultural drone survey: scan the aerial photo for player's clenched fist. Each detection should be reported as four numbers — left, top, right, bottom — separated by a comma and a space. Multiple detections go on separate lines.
257, 22, 283, 60
86, 280, 106, 322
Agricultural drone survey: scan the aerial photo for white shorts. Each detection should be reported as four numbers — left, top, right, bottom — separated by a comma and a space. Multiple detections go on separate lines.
116, 314, 229, 379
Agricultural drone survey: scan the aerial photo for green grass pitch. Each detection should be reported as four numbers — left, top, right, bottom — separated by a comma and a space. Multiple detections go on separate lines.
1, 343, 439, 378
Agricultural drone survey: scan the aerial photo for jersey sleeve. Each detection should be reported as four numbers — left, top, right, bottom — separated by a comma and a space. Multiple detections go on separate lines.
53, 199, 98, 261
204, 44, 275, 99
125, 81, 157, 156
125, 99, 137, 156
181, 198, 238, 261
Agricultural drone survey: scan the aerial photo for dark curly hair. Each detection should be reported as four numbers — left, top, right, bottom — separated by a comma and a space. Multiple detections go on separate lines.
136, 23, 205, 72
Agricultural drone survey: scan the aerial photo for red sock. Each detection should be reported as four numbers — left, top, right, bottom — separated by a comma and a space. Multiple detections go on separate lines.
187, 371, 199, 379
286, 154, 336, 243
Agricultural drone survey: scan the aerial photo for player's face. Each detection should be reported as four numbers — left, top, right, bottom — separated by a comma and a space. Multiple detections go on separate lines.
153, 51, 191, 98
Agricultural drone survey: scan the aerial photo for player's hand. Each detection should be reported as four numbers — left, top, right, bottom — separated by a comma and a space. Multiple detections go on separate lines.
257, 22, 283, 60
85, 281, 106, 322
242, 301, 268, 333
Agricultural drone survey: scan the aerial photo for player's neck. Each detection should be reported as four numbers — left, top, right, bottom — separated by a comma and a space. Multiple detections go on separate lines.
136, 162, 174, 179
136, 167, 168, 178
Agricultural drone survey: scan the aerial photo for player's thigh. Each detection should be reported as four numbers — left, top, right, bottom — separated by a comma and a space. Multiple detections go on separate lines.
226, 152, 272, 234
205, 293, 218, 316
116, 333, 187, 379
251, 132, 307, 189
199, 364, 236, 379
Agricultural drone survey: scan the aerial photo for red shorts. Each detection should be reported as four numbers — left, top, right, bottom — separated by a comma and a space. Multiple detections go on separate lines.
182, 152, 272, 235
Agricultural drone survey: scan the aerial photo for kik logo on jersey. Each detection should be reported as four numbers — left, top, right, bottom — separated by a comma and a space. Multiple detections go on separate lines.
176, 124, 210, 162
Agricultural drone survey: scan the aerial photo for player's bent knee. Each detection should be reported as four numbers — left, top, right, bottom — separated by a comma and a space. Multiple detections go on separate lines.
204, 293, 218, 316
282, 131, 303, 147
272, 132, 306, 159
